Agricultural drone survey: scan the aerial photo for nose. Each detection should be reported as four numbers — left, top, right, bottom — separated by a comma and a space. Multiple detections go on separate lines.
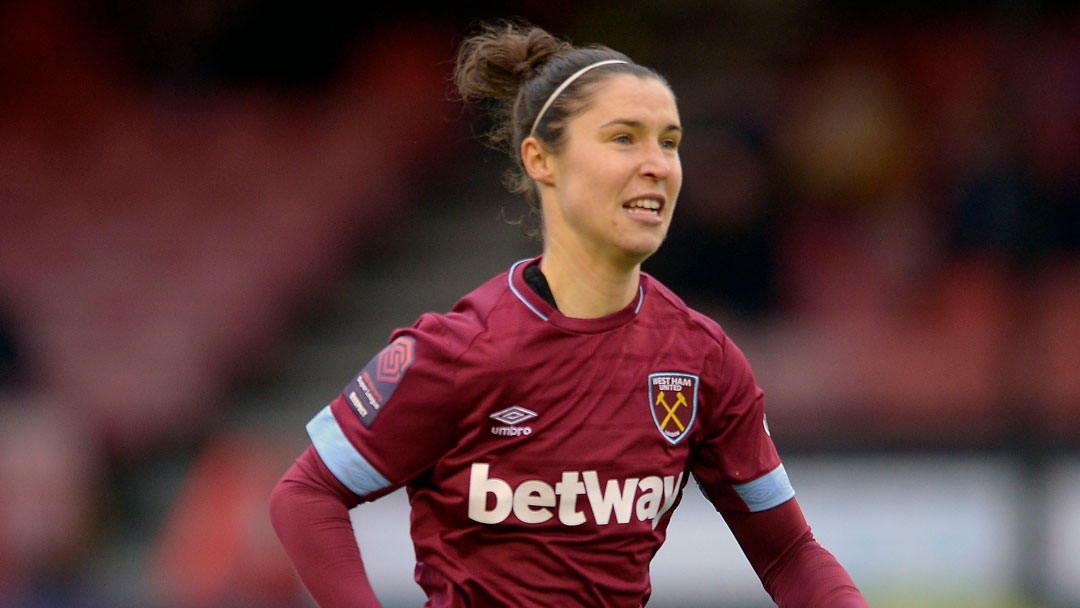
639, 142, 672, 181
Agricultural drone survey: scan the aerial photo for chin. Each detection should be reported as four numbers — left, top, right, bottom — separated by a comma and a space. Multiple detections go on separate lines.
616, 239, 664, 265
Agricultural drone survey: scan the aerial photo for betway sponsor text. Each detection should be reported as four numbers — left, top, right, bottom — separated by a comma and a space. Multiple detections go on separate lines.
468, 463, 683, 528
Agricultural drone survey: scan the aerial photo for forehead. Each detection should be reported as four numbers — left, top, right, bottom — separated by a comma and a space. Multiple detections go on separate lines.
574, 74, 680, 127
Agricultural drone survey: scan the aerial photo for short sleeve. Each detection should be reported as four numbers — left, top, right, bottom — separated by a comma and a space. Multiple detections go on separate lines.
691, 334, 794, 513
306, 313, 466, 501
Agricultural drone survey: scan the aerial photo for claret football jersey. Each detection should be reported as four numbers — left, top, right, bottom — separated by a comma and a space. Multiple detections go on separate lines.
306, 256, 794, 607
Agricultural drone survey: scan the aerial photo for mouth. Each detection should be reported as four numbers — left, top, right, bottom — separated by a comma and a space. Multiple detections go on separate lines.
622, 196, 665, 218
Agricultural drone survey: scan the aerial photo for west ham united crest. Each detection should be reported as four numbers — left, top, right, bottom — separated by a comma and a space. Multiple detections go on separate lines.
649, 373, 698, 445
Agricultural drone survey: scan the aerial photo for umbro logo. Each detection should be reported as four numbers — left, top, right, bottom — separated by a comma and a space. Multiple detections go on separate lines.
489, 406, 537, 437
490, 406, 537, 425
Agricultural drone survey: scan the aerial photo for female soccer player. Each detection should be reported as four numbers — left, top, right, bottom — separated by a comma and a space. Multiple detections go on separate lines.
270, 20, 869, 607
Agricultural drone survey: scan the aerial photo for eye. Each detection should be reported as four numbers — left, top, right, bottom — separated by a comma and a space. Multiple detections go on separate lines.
612, 134, 633, 145
660, 137, 680, 150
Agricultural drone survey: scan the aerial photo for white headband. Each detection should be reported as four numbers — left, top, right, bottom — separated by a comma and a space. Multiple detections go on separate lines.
529, 59, 628, 137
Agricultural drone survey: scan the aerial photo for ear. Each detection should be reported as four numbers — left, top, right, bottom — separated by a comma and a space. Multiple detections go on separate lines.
521, 136, 555, 186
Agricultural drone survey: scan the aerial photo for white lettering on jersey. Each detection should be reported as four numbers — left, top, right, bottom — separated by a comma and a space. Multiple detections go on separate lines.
355, 376, 381, 411
635, 476, 663, 520
468, 463, 513, 524
582, 471, 637, 525
347, 391, 369, 417
467, 463, 683, 527
653, 471, 683, 529
513, 480, 555, 524
555, 471, 586, 526
491, 426, 532, 437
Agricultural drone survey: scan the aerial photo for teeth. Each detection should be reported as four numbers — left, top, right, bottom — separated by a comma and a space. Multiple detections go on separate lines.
625, 198, 661, 212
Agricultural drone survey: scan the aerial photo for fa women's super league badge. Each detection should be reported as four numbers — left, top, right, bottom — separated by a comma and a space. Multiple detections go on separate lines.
345, 336, 416, 427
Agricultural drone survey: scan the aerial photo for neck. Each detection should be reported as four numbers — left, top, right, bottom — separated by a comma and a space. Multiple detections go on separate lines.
540, 239, 641, 319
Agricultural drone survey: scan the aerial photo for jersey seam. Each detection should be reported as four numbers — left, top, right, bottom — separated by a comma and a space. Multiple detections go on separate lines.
646, 279, 730, 362
425, 282, 507, 442
367, 305, 495, 495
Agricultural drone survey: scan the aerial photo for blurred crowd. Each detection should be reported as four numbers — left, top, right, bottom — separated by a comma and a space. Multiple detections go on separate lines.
645, 2, 1080, 446
0, 1, 1076, 606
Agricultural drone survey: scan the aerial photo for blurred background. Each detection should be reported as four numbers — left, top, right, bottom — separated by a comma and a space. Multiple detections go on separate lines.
0, 0, 1077, 606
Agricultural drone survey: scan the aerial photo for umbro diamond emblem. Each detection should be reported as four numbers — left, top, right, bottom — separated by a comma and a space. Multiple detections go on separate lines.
489, 406, 537, 437
490, 406, 537, 426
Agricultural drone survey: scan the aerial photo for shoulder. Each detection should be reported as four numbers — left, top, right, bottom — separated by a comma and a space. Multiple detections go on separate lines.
643, 272, 760, 396
393, 268, 516, 361
643, 272, 730, 352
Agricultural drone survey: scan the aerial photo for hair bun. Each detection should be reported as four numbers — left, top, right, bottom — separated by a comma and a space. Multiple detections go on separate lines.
454, 20, 572, 102
451, 19, 649, 219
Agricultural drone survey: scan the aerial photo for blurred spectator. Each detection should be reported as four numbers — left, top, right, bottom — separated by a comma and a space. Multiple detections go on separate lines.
149, 433, 302, 608
0, 402, 104, 608
646, 116, 782, 320
646, 7, 1079, 447
0, 0, 462, 455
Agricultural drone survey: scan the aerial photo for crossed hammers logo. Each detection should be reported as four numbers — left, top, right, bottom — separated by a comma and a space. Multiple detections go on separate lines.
655, 391, 688, 433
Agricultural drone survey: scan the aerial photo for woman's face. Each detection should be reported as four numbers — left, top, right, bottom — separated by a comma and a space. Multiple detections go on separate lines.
541, 73, 683, 267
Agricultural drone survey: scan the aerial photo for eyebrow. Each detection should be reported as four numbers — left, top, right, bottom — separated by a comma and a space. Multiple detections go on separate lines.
600, 119, 682, 133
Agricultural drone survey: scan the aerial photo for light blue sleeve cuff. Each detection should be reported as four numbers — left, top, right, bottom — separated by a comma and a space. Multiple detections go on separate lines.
732, 464, 796, 512
306, 405, 392, 497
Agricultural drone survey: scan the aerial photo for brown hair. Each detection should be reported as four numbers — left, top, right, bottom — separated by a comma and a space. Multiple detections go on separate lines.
453, 19, 668, 219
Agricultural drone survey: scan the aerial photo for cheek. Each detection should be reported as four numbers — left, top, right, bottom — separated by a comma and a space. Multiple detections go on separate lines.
567, 145, 625, 181
563, 159, 619, 207
668, 167, 684, 201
